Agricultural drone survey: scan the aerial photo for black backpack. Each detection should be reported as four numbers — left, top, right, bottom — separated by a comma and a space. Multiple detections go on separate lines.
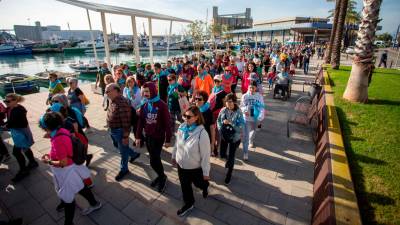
55, 133, 87, 165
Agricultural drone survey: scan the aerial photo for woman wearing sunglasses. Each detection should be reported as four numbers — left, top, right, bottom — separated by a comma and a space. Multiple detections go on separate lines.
3, 93, 38, 182
194, 90, 216, 157
172, 106, 210, 217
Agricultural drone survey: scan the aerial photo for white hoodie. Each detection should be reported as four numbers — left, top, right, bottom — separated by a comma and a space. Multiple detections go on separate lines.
172, 124, 211, 176
240, 91, 265, 122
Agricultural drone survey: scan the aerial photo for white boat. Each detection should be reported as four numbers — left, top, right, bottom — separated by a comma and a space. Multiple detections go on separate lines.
69, 61, 101, 73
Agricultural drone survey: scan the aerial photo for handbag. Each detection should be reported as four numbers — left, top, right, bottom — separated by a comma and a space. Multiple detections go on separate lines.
221, 114, 235, 142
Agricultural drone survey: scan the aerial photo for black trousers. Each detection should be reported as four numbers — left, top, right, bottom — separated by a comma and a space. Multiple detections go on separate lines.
12, 147, 35, 171
64, 187, 98, 225
177, 166, 209, 206
220, 139, 240, 171
145, 136, 165, 178
231, 84, 237, 93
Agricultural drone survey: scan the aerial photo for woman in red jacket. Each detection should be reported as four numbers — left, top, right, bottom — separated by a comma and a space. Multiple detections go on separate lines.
241, 62, 257, 94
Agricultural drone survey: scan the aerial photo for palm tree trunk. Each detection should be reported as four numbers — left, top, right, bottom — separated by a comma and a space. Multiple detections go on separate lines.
331, 0, 349, 69
343, 0, 382, 103
324, 0, 341, 64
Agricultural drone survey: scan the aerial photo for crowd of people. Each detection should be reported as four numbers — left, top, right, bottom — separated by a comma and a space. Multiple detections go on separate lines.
0, 44, 317, 224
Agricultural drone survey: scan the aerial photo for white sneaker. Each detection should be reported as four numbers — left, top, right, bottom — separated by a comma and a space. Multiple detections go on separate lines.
243, 152, 248, 161
81, 202, 102, 215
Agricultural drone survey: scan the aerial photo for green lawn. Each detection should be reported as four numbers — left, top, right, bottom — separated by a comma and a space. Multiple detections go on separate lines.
327, 66, 400, 225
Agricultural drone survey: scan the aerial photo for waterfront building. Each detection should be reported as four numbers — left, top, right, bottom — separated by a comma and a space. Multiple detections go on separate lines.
227, 17, 337, 44
14, 21, 102, 42
212, 6, 252, 30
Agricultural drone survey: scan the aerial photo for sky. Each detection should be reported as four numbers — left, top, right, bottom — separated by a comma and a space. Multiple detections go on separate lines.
0, 0, 399, 36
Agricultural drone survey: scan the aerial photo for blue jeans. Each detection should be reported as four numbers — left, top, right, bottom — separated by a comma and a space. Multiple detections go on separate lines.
242, 120, 257, 155
303, 61, 309, 74
109, 128, 139, 173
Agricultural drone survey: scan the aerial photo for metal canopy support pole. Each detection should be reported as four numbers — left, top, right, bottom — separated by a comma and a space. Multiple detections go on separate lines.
86, 9, 98, 67
131, 16, 140, 65
167, 20, 172, 59
148, 17, 154, 66
100, 11, 111, 71
255, 31, 258, 49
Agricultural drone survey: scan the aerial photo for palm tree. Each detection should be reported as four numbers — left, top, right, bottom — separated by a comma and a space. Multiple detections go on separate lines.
343, 0, 383, 103
324, 0, 341, 64
328, 0, 361, 47
331, 0, 349, 69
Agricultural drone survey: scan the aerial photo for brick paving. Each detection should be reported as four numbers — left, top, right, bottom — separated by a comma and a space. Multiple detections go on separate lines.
0, 64, 320, 225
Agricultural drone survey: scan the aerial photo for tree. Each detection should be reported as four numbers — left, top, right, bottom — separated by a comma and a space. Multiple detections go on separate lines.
324, 0, 341, 64
376, 32, 393, 42
343, 0, 383, 103
331, 0, 349, 69
186, 20, 205, 53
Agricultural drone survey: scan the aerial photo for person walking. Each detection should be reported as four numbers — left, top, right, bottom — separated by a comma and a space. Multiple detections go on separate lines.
217, 93, 244, 184
378, 50, 388, 68
4, 94, 38, 182
135, 82, 172, 193
194, 91, 216, 157
106, 83, 140, 181
47, 73, 65, 105
153, 63, 169, 103
240, 81, 265, 160
40, 112, 101, 225
172, 106, 210, 217
166, 72, 185, 136
95, 62, 110, 97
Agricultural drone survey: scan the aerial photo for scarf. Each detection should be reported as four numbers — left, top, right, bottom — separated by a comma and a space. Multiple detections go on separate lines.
199, 102, 210, 113
50, 128, 59, 138
179, 123, 198, 140
49, 79, 61, 90
212, 86, 223, 93
167, 83, 179, 96
140, 95, 160, 112
198, 71, 207, 81
223, 72, 232, 80
125, 86, 139, 101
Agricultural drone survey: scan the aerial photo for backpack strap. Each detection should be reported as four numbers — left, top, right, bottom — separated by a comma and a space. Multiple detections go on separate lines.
198, 128, 204, 152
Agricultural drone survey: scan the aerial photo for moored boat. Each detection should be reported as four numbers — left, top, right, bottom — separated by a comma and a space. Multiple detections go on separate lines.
69, 61, 100, 73
34, 70, 79, 87
0, 43, 32, 55
0, 73, 39, 95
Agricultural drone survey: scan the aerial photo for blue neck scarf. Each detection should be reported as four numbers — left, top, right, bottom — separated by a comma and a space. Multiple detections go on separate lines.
179, 123, 198, 140
50, 128, 59, 138
198, 71, 207, 80
223, 72, 232, 80
167, 83, 179, 96
125, 86, 139, 101
49, 79, 61, 89
141, 95, 160, 112
199, 102, 210, 113
212, 86, 223, 93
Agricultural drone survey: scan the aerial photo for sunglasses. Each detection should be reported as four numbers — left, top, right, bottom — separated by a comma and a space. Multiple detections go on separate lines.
183, 114, 193, 119
195, 97, 203, 101
167, 79, 174, 82
3, 100, 13, 103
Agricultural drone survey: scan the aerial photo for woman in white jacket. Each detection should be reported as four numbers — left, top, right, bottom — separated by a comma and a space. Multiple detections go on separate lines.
172, 105, 211, 217
240, 81, 265, 160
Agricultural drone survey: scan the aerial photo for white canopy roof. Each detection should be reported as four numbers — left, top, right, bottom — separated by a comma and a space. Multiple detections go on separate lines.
56, 0, 193, 23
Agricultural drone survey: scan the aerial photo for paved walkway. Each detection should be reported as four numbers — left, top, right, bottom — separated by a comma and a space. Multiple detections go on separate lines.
0, 65, 318, 225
